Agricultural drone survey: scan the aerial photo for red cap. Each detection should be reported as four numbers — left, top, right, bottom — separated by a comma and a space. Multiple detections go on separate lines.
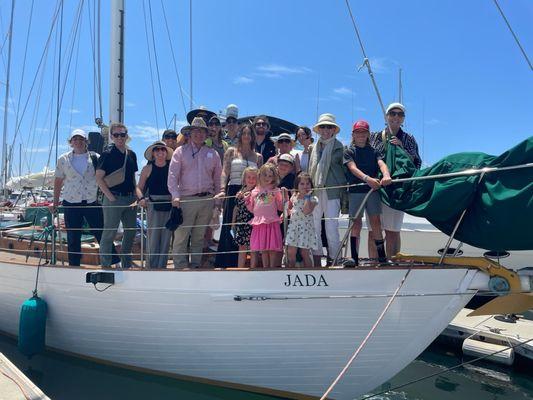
352, 120, 370, 132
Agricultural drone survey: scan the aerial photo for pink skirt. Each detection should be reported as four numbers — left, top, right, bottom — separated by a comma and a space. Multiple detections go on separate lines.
250, 222, 282, 251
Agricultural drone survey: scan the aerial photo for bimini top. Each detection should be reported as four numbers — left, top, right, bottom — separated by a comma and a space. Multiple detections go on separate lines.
380, 136, 533, 251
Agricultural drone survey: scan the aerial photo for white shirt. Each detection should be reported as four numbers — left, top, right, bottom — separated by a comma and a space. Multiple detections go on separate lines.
55, 151, 99, 203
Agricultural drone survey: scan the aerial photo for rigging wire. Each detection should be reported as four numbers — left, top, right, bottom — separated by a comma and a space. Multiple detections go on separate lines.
68, 2, 84, 131
160, 0, 189, 117
492, 0, 532, 71
96, 0, 103, 120
147, 0, 168, 128
142, 0, 161, 132
189, 0, 193, 110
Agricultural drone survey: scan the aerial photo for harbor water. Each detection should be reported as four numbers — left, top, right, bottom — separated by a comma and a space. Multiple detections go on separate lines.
0, 334, 530, 399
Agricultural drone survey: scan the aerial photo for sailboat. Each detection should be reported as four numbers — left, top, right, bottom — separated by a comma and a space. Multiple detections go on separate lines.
0, 1, 532, 400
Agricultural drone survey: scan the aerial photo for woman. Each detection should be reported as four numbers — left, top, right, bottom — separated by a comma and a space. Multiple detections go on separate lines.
308, 113, 346, 267
136, 141, 174, 268
267, 132, 300, 174
215, 123, 263, 268
294, 126, 314, 173
205, 115, 228, 164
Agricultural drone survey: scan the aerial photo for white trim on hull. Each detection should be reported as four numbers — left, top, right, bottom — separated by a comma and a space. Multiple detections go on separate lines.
0, 263, 480, 399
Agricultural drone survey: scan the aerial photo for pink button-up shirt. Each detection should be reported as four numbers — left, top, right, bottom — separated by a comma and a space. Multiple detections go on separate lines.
167, 143, 222, 198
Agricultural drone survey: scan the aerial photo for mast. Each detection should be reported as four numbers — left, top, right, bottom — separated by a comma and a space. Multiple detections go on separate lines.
109, 0, 125, 126
1, 0, 15, 196
398, 67, 403, 103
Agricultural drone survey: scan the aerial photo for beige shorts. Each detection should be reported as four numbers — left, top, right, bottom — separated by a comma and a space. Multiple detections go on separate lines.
367, 203, 404, 232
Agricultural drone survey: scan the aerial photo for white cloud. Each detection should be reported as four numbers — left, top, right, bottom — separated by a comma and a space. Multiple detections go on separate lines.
257, 64, 312, 75
425, 118, 441, 126
367, 57, 398, 74
69, 108, 81, 114
125, 101, 136, 107
233, 76, 254, 85
333, 87, 353, 96
130, 122, 187, 142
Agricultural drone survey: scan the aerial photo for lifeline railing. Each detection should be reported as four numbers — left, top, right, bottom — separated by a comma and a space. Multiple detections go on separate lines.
0, 162, 530, 268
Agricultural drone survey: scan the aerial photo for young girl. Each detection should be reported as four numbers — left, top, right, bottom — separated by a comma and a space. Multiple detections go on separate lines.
344, 120, 392, 265
233, 167, 258, 268
245, 163, 284, 268
285, 173, 319, 268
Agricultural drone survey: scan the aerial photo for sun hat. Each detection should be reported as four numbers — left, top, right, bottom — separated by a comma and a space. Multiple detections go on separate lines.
143, 141, 173, 161
352, 120, 370, 132
226, 104, 238, 119
68, 129, 88, 141
162, 129, 177, 140
386, 102, 406, 114
273, 132, 293, 142
186, 106, 216, 124
312, 113, 340, 134
208, 115, 221, 124
278, 153, 295, 165
181, 117, 209, 136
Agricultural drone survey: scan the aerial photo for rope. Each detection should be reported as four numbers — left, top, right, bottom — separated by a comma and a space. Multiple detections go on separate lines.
320, 269, 411, 400
142, 0, 160, 132
361, 336, 533, 400
189, 0, 193, 109
492, 0, 533, 71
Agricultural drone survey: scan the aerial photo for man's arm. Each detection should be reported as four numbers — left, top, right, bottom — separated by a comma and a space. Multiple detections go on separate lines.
168, 148, 182, 207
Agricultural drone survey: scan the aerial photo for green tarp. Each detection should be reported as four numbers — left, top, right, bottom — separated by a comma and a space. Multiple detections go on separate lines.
380, 136, 533, 251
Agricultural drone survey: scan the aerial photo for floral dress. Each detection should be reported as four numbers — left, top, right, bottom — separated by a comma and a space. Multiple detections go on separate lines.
285, 196, 319, 250
234, 196, 253, 246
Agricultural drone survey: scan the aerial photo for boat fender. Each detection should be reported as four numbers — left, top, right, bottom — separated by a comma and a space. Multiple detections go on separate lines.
18, 295, 47, 358
462, 337, 514, 366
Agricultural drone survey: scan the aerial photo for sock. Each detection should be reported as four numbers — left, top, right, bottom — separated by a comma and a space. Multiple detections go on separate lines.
350, 236, 359, 266
375, 239, 387, 262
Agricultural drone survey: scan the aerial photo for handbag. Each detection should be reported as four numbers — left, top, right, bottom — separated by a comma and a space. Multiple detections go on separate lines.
103, 150, 128, 188
150, 196, 172, 212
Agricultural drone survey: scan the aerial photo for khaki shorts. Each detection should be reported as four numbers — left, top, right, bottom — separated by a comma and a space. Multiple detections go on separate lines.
380, 203, 404, 232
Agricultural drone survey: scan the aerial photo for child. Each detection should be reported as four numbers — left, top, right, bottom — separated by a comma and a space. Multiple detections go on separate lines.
245, 163, 284, 268
233, 167, 258, 268
343, 120, 392, 265
285, 173, 319, 268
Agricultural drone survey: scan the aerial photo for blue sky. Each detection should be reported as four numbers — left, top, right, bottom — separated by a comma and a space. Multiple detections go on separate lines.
1, 0, 532, 175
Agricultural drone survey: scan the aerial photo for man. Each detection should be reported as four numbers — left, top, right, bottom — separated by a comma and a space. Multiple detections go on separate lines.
168, 117, 222, 268
53, 129, 119, 266
253, 115, 276, 162
162, 129, 179, 150
224, 104, 239, 146
95, 123, 139, 268
370, 102, 422, 257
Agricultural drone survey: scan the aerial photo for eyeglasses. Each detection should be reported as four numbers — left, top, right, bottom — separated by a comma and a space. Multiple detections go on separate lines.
209, 121, 221, 127
277, 139, 291, 144
388, 111, 405, 117
112, 132, 127, 138
318, 125, 335, 130
255, 122, 267, 127
163, 134, 177, 139
153, 147, 167, 152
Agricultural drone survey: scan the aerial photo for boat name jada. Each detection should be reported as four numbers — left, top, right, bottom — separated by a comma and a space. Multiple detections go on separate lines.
283, 274, 329, 287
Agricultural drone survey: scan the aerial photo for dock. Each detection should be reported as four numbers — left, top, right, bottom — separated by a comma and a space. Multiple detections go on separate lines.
440, 308, 533, 366
0, 352, 50, 400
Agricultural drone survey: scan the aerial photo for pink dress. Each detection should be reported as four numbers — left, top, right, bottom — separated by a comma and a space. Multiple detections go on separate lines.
246, 187, 283, 251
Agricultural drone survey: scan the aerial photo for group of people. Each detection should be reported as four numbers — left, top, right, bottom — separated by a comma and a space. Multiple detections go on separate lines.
53, 102, 421, 268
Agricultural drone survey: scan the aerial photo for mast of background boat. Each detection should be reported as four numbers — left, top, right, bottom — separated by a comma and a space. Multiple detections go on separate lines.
109, 0, 125, 129
1, 0, 15, 198
398, 67, 403, 103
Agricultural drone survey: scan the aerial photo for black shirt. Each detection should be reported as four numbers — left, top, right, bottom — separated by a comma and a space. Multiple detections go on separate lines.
146, 162, 170, 196
343, 144, 381, 193
279, 173, 296, 191
97, 144, 138, 193
256, 137, 276, 162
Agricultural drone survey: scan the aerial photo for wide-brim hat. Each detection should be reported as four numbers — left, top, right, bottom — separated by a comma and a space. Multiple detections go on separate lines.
272, 132, 294, 143
181, 117, 209, 136
312, 113, 340, 134
144, 141, 174, 161
186, 106, 216, 124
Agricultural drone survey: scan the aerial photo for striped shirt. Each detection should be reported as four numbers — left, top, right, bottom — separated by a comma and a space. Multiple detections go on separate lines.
370, 128, 422, 169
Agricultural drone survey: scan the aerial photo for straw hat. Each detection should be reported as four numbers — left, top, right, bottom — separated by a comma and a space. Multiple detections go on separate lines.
180, 117, 209, 136
144, 141, 173, 161
312, 113, 340, 134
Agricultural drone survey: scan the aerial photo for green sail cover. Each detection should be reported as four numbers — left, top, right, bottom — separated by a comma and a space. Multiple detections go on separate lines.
380, 136, 533, 251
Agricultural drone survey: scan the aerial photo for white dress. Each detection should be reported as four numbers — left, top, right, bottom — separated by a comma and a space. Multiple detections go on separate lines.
285, 196, 319, 250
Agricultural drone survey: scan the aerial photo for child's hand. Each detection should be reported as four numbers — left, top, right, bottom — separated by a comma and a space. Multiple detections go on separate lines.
236, 192, 244, 199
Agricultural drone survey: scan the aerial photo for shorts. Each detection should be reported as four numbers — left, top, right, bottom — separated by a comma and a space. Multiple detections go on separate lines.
348, 191, 382, 219
381, 203, 404, 232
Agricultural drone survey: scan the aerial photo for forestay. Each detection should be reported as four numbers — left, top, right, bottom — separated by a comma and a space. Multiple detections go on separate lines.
380, 136, 533, 251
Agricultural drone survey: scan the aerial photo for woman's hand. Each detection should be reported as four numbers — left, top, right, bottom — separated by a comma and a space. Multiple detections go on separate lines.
138, 198, 147, 208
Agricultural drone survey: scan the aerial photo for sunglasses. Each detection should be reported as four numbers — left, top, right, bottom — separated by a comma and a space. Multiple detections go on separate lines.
112, 132, 127, 138
255, 122, 267, 127
163, 134, 177, 139
318, 125, 335, 130
277, 139, 291, 144
226, 118, 237, 124
209, 121, 221, 126
388, 111, 405, 117
153, 147, 167, 152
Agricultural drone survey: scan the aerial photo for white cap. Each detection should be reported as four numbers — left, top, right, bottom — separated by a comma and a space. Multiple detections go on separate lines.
386, 102, 406, 114
226, 104, 239, 119
68, 129, 88, 141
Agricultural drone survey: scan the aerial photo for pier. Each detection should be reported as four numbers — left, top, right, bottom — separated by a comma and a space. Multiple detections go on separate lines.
0, 352, 49, 400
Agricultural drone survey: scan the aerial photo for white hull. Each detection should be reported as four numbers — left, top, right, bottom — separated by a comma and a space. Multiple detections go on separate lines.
0, 262, 482, 399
